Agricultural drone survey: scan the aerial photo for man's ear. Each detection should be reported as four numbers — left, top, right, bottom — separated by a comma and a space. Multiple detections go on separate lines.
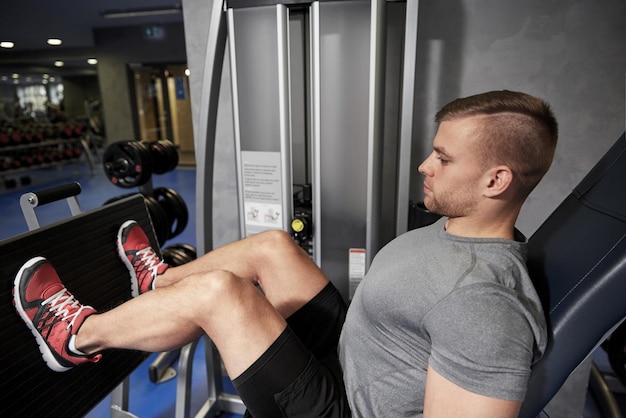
484, 165, 514, 197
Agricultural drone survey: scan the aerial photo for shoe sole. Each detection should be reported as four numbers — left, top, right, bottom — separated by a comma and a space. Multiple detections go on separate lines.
13, 256, 72, 372
117, 220, 140, 298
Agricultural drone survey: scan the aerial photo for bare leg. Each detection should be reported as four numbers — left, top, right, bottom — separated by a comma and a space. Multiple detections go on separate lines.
157, 230, 328, 318
77, 270, 288, 378
76, 230, 329, 378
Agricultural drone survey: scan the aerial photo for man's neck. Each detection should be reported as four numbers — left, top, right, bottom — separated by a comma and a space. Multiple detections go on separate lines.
444, 215, 517, 240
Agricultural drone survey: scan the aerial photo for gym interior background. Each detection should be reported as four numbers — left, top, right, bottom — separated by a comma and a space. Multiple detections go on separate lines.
0, 0, 624, 417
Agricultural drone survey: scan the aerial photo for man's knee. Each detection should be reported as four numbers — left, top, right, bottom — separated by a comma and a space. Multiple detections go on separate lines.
252, 229, 302, 256
178, 270, 251, 304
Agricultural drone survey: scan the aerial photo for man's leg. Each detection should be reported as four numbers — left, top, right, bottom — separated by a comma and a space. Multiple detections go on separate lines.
119, 221, 329, 319
163, 229, 330, 319
17, 226, 331, 377
77, 269, 287, 378
103, 224, 331, 377
15, 229, 349, 416
116, 223, 350, 416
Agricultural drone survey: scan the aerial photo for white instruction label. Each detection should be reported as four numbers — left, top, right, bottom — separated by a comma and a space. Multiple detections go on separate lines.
241, 151, 283, 235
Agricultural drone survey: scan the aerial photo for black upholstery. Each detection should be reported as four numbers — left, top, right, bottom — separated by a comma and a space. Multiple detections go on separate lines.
0, 194, 156, 417
520, 133, 626, 418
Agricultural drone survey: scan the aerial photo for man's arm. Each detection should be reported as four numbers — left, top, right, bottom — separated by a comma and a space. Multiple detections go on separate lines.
423, 365, 521, 418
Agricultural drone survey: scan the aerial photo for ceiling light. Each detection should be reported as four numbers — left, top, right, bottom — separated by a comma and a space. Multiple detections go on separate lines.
1, 41, 15, 49
11, 73, 19, 79
101, 6, 181, 19
87, 58, 98, 65
47, 38, 63, 46
54, 61, 64, 67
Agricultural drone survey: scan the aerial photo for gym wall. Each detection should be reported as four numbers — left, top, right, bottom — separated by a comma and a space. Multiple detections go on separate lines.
182, 0, 625, 247
92, 23, 188, 144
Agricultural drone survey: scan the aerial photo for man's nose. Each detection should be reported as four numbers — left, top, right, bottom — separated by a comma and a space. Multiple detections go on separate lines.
418, 153, 434, 176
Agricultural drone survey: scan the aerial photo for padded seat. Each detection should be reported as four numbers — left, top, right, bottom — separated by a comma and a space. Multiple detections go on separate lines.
520, 133, 626, 418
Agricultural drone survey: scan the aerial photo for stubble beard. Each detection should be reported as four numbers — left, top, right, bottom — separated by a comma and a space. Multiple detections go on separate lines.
424, 188, 478, 219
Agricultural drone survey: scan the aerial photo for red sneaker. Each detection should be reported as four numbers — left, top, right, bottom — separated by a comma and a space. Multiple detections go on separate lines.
117, 220, 169, 297
13, 257, 102, 372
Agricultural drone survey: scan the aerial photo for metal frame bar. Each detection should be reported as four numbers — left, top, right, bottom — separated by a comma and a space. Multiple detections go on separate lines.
365, 0, 387, 269
175, 337, 245, 418
276, 3, 294, 232
227, 7, 246, 238
395, 0, 419, 235
110, 379, 139, 418
186, 2, 247, 416
194, 0, 228, 256
309, 1, 322, 267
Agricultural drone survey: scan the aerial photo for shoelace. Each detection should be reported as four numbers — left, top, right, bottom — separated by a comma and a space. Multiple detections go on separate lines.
41, 288, 87, 330
133, 247, 166, 283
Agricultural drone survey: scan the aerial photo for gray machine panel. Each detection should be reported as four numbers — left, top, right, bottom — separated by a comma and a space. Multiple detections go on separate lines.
317, 0, 371, 300
230, 6, 282, 153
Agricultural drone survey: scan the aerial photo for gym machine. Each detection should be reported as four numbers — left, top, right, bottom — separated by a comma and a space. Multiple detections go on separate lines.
186, 0, 626, 412
184, 0, 420, 415
0, 139, 199, 417
0, 183, 155, 417
194, 0, 421, 302
520, 133, 626, 418
2, 135, 625, 417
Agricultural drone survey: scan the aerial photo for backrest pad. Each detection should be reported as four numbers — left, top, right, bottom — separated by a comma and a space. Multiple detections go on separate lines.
520, 133, 626, 418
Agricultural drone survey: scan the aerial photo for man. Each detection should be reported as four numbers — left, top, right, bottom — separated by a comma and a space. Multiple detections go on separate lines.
14, 90, 557, 417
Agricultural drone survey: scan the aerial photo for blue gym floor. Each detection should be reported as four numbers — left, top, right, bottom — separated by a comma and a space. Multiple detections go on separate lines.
1, 160, 624, 418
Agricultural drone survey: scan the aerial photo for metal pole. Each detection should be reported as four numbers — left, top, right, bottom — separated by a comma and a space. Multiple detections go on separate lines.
309, 1, 322, 267
396, 0, 420, 235
277, 4, 293, 232
365, 0, 387, 269
194, 0, 227, 256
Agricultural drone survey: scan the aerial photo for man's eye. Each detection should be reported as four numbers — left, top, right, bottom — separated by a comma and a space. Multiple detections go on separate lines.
437, 156, 448, 164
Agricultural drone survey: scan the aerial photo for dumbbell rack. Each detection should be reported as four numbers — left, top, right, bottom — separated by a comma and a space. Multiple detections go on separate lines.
102, 140, 204, 400
102, 139, 188, 248
0, 136, 97, 189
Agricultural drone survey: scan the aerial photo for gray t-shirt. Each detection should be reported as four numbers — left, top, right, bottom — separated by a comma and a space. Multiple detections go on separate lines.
338, 218, 547, 417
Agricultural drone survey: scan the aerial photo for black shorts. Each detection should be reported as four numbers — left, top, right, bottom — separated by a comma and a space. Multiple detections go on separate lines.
232, 282, 350, 418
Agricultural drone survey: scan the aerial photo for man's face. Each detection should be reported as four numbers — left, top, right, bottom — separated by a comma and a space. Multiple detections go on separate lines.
418, 116, 486, 218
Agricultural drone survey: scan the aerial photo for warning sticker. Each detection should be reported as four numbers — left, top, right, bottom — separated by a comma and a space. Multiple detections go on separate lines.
349, 248, 366, 299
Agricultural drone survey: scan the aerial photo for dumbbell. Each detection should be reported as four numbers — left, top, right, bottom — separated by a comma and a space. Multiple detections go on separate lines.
103, 140, 179, 188
162, 244, 197, 266
103, 187, 189, 246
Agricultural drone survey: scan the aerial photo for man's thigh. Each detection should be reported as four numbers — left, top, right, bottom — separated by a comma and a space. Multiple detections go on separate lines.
234, 283, 350, 418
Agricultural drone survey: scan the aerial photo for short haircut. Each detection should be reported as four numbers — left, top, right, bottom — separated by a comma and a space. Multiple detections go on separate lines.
435, 90, 559, 199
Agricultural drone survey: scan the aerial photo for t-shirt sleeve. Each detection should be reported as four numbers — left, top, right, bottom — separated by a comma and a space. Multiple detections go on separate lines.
424, 283, 537, 401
